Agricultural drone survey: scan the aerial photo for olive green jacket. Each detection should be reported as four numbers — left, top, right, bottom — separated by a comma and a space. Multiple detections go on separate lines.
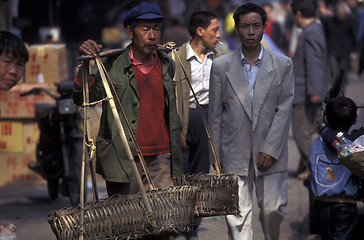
170, 42, 224, 137
73, 46, 183, 182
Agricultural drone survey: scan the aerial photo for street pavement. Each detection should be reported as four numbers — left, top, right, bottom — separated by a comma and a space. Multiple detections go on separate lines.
1, 74, 363, 239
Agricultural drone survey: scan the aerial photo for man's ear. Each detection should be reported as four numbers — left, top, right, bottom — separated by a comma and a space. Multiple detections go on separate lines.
196, 26, 204, 37
324, 115, 328, 125
126, 26, 134, 39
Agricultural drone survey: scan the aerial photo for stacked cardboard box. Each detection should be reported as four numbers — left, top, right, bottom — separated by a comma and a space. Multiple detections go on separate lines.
0, 120, 44, 186
0, 83, 57, 186
0, 83, 56, 119
25, 44, 68, 84
0, 42, 69, 186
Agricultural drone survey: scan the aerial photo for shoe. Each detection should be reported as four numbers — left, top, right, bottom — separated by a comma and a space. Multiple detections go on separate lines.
297, 170, 309, 180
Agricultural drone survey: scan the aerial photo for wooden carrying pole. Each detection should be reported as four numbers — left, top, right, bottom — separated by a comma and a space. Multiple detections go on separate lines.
80, 62, 99, 201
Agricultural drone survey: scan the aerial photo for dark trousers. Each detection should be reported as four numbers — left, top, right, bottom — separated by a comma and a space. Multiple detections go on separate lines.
183, 107, 210, 174
292, 104, 321, 172
317, 201, 358, 240
183, 107, 210, 238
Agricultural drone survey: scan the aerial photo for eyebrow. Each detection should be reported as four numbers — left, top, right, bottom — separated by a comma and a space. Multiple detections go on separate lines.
241, 21, 261, 25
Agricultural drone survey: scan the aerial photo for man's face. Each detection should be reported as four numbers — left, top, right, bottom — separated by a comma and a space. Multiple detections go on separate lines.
127, 19, 161, 57
235, 13, 266, 50
201, 18, 220, 49
0, 52, 25, 91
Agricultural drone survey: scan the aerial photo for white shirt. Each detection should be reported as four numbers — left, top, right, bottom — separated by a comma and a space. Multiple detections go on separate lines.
187, 42, 215, 107
241, 46, 263, 102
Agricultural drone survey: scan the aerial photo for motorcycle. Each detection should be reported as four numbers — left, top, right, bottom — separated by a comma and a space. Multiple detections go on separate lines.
21, 81, 84, 206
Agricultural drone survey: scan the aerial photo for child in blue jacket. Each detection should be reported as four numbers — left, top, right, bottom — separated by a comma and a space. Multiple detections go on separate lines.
308, 96, 363, 240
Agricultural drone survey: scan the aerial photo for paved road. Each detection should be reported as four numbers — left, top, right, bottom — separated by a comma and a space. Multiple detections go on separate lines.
0, 75, 363, 240
0, 159, 316, 240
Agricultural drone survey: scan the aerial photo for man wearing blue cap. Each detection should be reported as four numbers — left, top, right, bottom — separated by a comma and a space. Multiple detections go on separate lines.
73, 2, 183, 197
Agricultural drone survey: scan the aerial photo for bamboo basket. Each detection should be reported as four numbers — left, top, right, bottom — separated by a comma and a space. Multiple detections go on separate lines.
162, 42, 239, 217
48, 53, 199, 240
47, 186, 198, 240
339, 150, 364, 179
182, 173, 239, 217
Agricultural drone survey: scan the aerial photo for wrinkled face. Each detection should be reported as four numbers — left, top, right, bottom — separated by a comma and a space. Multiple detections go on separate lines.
127, 19, 161, 57
235, 13, 266, 50
0, 52, 25, 91
201, 18, 221, 49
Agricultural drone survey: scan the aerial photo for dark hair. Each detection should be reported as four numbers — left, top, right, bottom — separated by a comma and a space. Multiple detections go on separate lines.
233, 3, 267, 27
291, 0, 316, 18
0, 31, 29, 63
325, 96, 357, 131
188, 11, 218, 38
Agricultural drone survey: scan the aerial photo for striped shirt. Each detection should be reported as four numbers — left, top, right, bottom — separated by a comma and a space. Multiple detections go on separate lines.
241, 46, 263, 102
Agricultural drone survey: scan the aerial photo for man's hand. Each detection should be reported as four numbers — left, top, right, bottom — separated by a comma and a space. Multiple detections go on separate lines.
79, 39, 103, 57
257, 152, 276, 171
310, 94, 321, 105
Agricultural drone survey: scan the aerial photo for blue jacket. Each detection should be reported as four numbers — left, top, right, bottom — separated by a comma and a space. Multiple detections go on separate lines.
308, 137, 358, 200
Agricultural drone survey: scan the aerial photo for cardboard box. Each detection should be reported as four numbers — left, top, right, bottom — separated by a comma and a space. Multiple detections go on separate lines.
25, 44, 68, 84
0, 120, 43, 186
0, 121, 23, 152
0, 153, 45, 186
102, 27, 122, 44
0, 121, 38, 153
0, 83, 56, 119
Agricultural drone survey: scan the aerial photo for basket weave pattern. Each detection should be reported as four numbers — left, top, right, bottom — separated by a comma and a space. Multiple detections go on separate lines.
184, 174, 239, 217
339, 150, 364, 179
48, 186, 198, 240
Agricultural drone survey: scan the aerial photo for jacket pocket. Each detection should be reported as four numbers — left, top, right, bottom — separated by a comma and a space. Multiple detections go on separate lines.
314, 153, 347, 188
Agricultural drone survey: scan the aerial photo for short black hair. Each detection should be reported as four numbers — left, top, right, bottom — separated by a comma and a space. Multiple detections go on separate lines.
0, 31, 29, 63
325, 96, 357, 132
188, 11, 218, 39
291, 0, 316, 18
233, 3, 267, 27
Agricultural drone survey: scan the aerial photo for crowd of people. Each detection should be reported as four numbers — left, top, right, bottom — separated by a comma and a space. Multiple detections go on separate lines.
2, 0, 364, 240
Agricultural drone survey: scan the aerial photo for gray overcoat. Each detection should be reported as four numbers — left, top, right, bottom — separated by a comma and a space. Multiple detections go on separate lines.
208, 46, 294, 176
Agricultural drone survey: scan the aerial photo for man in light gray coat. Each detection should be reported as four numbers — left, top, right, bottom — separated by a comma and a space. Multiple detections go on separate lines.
208, 3, 294, 240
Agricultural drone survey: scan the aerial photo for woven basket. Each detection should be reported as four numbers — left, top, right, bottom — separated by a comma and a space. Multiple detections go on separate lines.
181, 173, 239, 217
339, 150, 364, 179
47, 186, 198, 240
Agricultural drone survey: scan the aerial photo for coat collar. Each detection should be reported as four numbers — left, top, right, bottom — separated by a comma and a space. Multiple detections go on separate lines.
226, 47, 276, 129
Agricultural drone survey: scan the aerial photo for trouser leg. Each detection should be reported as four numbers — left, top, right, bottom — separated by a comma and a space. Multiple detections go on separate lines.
255, 171, 287, 240
292, 104, 320, 172
226, 161, 254, 240
129, 153, 173, 194
183, 108, 210, 174
105, 181, 130, 197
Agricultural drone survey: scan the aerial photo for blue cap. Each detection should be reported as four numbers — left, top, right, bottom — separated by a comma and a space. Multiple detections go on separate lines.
123, 2, 164, 28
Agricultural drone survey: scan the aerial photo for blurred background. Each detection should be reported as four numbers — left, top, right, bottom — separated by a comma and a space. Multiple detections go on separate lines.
1, 0, 363, 81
